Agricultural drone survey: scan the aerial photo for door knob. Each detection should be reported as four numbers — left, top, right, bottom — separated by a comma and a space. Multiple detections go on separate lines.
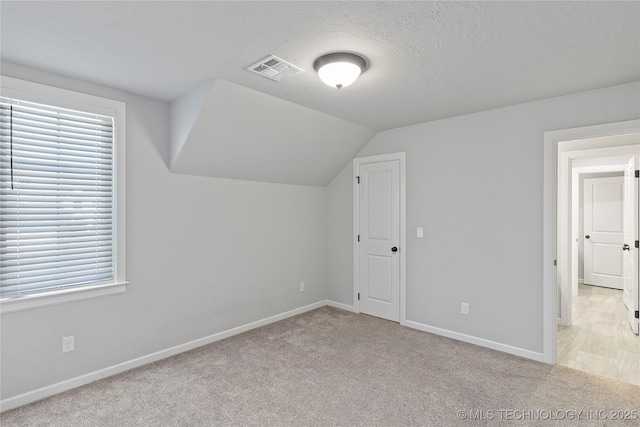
391, 247, 398, 253
623, 244, 630, 251
585, 235, 590, 239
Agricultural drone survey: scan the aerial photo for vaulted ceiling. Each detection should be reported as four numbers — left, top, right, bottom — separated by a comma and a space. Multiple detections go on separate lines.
2, 1, 639, 185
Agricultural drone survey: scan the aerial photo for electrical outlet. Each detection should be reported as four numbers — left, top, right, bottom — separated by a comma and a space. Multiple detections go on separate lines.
299, 282, 305, 292
417, 227, 424, 238
461, 303, 469, 315
62, 336, 75, 353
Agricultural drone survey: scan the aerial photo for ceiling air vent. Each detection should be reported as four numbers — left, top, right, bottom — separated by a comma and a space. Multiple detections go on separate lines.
247, 55, 304, 82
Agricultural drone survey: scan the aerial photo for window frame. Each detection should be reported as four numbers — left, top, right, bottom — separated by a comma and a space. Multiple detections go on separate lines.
0, 76, 127, 314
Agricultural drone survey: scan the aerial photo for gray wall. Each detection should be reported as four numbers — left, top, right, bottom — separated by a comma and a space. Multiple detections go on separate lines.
325, 164, 354, 305
326, 81, 640, 353
0, 63, 327, 399
2, 60, 639, 401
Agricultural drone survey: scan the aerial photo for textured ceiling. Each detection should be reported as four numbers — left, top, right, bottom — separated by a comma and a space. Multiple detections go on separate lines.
2, 1, 638, 132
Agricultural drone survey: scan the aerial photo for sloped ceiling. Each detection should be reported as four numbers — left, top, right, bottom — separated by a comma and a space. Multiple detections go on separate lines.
1, 1, 639, 185
170, 79, 375, 186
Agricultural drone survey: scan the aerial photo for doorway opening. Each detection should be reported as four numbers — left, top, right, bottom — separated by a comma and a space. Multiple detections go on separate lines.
559, 161, 639, 384
543, 120, 640, 386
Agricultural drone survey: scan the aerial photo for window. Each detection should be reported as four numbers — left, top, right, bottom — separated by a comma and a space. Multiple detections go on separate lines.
0, 76, 126, 313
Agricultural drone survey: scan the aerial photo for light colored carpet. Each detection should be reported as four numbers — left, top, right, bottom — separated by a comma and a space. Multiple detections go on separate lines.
2, 306, 639, 426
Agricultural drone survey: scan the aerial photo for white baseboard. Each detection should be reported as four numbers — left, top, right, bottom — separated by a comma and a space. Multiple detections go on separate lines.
326, 305, 542, 362
325, 300, 357, 313
404, 320, 545, 362
0, 301, 325, 412
2, 302, 547, 412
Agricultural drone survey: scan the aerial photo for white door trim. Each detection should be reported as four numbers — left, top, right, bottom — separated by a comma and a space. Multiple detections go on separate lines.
353, 152, 406, 325
543, 120, 640, 364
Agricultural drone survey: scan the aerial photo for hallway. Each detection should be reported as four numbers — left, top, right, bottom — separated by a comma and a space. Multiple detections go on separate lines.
558, 284, 640, 386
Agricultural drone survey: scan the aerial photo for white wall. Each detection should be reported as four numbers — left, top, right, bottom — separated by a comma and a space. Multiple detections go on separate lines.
0, 63, 327, 400
326, 81, 640, 354
325, 164, 354, 305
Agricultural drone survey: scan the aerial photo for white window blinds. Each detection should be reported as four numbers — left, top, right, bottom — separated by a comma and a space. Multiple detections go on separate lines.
0, 97, 115, 297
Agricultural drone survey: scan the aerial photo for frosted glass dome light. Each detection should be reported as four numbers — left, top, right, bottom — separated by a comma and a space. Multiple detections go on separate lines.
313, 52, 368, 89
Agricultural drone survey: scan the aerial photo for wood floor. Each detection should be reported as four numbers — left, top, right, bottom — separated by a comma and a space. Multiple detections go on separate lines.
558, 283, 640, 386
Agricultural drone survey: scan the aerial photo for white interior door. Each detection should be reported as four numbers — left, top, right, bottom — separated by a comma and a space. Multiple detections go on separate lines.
583, 176, 624, 289
623, 159, 639, 334
357, 160, 400, 322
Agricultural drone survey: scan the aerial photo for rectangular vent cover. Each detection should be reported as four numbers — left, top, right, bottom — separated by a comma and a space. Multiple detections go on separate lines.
247, 55, 304, 82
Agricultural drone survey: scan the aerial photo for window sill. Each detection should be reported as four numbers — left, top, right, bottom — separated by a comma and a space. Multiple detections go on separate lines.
0, 282, 128, 315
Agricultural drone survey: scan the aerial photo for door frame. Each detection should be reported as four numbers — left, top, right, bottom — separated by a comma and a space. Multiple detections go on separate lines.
353, 152, 407, 325
543, 119, 640, 364
573, 166, 627, 298
560, 147, 637, 326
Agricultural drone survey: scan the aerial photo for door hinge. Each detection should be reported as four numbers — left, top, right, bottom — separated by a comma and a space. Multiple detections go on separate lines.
357, 234, 360, 242
356, 176, 360, 184
635, 310, 639, 319
553, 259, 557, 266
636, 240, 639, 249
635, 170, 639, 178
357, 293, 360, 301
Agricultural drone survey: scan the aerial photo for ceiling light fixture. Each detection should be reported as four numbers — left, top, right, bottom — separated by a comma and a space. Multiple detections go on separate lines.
313, 52, 368, 89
